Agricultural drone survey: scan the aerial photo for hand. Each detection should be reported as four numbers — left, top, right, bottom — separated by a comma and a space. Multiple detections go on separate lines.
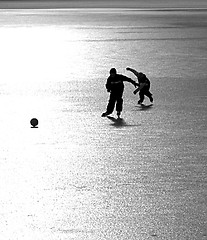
133, 88, 139, 94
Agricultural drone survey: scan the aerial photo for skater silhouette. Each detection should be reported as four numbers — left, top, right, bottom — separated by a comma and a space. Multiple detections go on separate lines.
102, 68, 138, 118
126, 67, 153, 104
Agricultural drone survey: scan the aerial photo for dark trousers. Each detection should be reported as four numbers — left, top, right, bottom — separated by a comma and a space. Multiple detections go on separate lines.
106, 91, 123, 114
139, 86, 152, 102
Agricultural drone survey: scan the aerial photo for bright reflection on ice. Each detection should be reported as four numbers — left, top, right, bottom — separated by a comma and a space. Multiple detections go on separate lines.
0, 26, 90, 84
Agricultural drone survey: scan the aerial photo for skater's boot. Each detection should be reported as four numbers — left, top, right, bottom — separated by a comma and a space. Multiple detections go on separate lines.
101, 112, 111, 117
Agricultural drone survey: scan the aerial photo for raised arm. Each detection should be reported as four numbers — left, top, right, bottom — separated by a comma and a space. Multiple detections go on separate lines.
126, 67, 139, 78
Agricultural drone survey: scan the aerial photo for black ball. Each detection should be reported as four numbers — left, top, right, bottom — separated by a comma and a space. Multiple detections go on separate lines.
30, 118, 38, 128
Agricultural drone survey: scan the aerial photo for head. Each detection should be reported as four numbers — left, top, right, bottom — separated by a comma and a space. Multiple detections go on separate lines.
109, 68, 117, 77
138, 72, 146, 79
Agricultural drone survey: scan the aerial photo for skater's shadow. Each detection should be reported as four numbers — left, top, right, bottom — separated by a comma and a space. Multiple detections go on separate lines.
107, 116, 140, 128
107, 116, 127, 127
136, 104, 153, 111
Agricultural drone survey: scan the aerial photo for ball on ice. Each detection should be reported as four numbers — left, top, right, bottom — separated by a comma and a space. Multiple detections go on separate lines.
30, 118, 38, 128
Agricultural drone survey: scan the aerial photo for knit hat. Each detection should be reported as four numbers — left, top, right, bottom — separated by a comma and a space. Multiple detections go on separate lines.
110, 68, 117, 74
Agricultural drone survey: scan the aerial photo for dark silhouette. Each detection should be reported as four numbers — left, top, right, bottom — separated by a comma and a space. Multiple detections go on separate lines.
126, 67, 153, 104
30, 118, 38, 128
102, 68, 138, 118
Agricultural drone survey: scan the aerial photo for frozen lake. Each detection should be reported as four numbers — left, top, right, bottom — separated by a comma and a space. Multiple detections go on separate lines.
0, 8, 207, 240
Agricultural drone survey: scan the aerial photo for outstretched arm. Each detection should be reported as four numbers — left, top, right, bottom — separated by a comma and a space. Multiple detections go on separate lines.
122, 75, 138, 87
126, 67, 139, 78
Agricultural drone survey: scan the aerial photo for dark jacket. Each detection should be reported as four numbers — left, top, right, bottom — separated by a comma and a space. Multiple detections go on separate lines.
106, 74, 136, 92
138, 74, 150, 91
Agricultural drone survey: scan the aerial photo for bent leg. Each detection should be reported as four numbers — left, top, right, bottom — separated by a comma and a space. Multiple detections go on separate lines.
138, 91, 145, 103
145, 90, 153, 102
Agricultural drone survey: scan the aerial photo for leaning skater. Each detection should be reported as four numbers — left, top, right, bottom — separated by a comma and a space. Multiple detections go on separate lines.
126, 67, 153, 104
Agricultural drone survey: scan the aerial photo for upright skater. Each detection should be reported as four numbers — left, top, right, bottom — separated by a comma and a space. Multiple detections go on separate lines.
102, 68, 138, 118
126, 67, 153, 104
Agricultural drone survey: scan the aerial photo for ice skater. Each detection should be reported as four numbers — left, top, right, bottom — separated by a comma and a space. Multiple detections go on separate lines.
102, 68, 138, 118
126, 67, 153, 104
